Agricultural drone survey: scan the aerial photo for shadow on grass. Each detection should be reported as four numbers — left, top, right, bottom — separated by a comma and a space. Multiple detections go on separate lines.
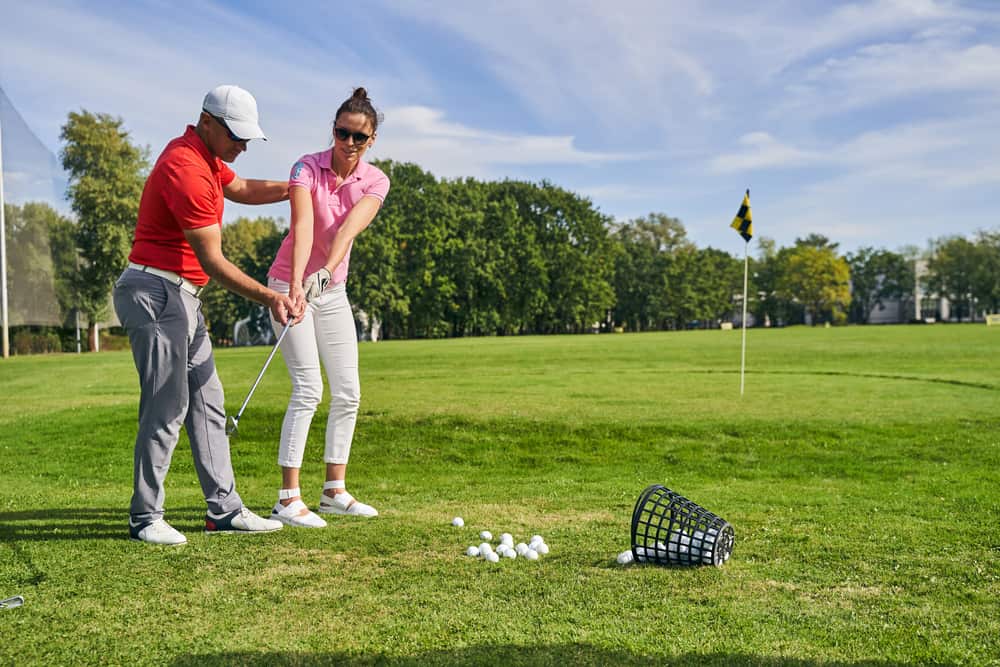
689, 368, 999, 392
170, 646, 944, 666
0, 507, 206, 541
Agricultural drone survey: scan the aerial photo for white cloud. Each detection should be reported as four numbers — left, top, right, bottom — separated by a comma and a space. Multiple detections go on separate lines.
709, 132, 821, 172
376, 106, 634, 178
2, 1, 999, 252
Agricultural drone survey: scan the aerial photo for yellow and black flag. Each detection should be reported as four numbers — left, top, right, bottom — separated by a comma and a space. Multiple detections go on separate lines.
730, 189, 753, 242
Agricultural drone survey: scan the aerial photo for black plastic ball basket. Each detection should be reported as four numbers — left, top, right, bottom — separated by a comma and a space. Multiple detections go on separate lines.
630, 484, 735, 567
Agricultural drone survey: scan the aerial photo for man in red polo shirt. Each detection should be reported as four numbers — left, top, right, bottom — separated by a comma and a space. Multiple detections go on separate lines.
113, 85, 304, 545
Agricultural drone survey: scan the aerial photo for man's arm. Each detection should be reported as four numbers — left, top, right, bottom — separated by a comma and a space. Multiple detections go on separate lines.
183, 224, 300, 324
223, 176, 289, 205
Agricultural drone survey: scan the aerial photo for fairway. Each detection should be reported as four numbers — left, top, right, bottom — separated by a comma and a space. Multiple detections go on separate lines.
1, 325, 998, 665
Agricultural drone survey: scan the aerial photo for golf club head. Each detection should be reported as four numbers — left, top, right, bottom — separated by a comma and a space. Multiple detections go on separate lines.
225, 415, 239, 436
0, 596, 24, 610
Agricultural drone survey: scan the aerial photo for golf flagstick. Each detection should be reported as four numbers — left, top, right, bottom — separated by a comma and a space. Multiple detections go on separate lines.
739, 240, 749, 396
226, 318, 293, 435
729, 189, 753, 397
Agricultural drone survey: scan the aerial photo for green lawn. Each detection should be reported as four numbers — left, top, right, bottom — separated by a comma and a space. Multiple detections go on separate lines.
1, 324, 998, 665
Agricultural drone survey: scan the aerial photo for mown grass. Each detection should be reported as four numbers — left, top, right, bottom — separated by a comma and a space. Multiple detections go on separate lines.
1, 324, 998, 666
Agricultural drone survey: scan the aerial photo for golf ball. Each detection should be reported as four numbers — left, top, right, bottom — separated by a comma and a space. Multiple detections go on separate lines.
466, 546, 479, 557
486, 551, 500, 563
530, 534, 543, 545
617, 549, 634, 565
452, 517, 465, 527
535, 542, 550, 555
503, 548, 517, 559
480, 530, 493, 541
515, 543, 529, 556
496, 544, 509, 556
525, 549, 539, 561
479, 543, 493, 557
500, 533, 514, 546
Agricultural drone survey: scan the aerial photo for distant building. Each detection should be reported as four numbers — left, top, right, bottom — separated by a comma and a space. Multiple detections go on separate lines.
868, 259, 982, 324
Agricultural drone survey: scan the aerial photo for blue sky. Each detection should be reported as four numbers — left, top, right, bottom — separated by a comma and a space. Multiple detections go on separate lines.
1, 0, 998, 254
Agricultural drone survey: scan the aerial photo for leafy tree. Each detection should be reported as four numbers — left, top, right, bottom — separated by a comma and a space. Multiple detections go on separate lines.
47, 212, 82, 328
748, 237, 801, 327
925, 236, 978, 321
199, 216, 285, 343
795, 233, 839, 251
2, 202, 66, 326
60, 111, 148, 350
845, 247, 915, 324
611, 213, 694, 331
505, 181, 615, 334
439, 179, 504, 337
776, 243, 851, 325
486, 182, 548, 335
686, 247, 743, 327
970, 230, 1000, 315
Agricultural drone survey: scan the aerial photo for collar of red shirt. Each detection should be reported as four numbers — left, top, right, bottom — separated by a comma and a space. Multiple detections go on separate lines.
181, 125, 224, 173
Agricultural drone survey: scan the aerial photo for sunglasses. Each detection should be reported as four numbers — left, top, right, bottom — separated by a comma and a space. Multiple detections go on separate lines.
206, 112, 247, 142
334, 126, 371, 144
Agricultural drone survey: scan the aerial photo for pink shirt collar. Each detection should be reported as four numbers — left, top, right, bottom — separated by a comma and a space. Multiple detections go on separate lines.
316, 147, 372, 181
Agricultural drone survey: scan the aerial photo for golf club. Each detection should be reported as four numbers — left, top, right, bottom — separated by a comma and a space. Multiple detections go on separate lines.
226, 318, 293, 435
0, 596, 24, 610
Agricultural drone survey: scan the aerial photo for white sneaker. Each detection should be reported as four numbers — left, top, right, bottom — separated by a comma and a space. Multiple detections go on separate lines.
271, 499, 327, 528
205, 507, 283, 535
318, 491, 378, 517
129, 518, 187, 545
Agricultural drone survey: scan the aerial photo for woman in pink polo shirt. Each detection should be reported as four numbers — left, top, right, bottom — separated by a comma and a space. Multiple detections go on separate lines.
266, 88, 390, 528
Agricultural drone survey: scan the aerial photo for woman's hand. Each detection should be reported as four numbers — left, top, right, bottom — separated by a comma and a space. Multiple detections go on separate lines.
303, 267, 332, 302
288, 281, 308, 323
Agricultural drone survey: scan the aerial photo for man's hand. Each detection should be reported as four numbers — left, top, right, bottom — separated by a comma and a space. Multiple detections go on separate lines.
303, 267, 332, 302
268, 291, 301, 326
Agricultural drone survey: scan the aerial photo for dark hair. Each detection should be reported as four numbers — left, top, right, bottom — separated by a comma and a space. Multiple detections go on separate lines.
335, 87, 382, 133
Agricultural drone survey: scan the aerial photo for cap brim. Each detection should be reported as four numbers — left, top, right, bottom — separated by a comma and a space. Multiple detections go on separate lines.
227, 119, 267, 141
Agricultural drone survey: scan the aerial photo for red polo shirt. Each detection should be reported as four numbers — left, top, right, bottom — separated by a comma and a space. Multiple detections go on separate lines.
129, 126, 236, 285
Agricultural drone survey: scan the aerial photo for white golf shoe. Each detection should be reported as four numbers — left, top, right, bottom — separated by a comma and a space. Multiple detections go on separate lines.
204, 507, 283, 535
271, 499, 327, 528
318, 491, 378, 517
129, 518, 187, 546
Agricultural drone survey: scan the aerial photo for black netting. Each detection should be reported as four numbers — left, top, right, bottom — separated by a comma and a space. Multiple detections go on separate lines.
630, 484, 734, 567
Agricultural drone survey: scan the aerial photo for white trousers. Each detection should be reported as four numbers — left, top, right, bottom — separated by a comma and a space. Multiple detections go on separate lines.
269, 278, 360, 468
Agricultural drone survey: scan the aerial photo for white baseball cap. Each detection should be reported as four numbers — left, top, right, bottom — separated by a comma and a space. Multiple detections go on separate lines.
202, 85, 267, 141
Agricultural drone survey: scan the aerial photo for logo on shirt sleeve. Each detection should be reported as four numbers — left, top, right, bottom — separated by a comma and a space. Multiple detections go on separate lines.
291, 161, 306, 180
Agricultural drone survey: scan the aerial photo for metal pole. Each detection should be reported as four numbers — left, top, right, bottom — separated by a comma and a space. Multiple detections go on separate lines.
226, 319, 294, 435
0, 116, 9, 359
739, 242, 749, 396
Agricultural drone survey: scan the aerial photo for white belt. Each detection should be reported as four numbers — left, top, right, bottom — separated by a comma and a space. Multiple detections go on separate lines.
127, 262, 203, 297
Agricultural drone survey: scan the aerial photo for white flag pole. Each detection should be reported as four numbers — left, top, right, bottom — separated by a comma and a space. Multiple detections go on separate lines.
0, 114, 9, 359
739, 240, 749, 396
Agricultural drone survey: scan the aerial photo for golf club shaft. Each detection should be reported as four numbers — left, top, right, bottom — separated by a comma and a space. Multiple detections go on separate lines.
233, 319, 293, 421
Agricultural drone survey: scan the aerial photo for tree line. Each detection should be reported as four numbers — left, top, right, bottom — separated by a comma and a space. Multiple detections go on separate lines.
4, 111, 1000, 350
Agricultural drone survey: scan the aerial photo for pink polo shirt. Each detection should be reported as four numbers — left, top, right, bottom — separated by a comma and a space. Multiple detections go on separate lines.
268, 149, 390, 286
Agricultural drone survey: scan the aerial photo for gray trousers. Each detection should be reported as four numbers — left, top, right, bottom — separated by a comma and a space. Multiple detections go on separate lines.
113, 268, 243, 522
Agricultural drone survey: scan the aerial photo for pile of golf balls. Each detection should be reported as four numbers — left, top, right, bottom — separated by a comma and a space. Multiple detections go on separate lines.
452, 520, 550, 564
617, 527, 728, 566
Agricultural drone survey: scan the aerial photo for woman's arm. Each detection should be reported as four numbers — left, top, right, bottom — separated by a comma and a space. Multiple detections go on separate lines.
287, 186, 314, 308
322, 195, 383, 274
